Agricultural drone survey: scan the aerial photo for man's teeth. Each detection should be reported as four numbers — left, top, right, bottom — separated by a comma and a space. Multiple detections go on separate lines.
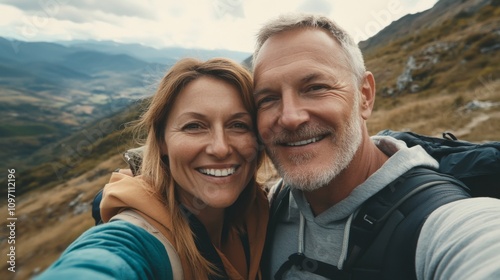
199, 167, 236, 177
286, 137, 322, 146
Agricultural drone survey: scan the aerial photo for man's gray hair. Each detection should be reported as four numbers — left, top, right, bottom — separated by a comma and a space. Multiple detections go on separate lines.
253, 13, 366, 85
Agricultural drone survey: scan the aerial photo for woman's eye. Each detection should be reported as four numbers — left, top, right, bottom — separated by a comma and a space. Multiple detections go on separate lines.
231, 122, 251, 130
182, 123, 203, 130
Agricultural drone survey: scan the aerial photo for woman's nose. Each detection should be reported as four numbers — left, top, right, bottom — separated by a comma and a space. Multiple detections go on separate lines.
206, 129, 232, 159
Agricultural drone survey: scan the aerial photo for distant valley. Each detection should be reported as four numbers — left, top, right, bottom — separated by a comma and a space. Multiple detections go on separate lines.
0, 38, 251, 170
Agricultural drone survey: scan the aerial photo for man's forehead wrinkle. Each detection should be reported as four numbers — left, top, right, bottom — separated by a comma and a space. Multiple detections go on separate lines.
256, 58, 351, 88
255, 51, 320, 83
253, 56, 290, 89
254, 32, 356, 90
259, 47, 351, 73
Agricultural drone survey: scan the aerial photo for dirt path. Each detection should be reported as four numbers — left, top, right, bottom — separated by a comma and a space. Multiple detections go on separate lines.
453, 111, 500, 138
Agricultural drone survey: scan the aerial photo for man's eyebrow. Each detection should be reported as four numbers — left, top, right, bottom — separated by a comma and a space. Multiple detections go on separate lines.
301, 73, 321, 83
254, 72, 335, 96
253, 87, 272, 97
301, 72, 336, 84
303, 72, 344, 86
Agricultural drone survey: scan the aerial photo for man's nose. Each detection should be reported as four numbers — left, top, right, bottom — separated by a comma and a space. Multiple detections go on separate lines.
206, 128, 232, 159
278, 92, 309, 130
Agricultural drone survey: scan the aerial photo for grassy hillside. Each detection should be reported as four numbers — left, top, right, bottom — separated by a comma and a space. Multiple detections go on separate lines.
364, 2, 500, 96
0, 100, 148, 279
2, 99, 148, 197
368, 79, 500, 141
364, 1, 500, 140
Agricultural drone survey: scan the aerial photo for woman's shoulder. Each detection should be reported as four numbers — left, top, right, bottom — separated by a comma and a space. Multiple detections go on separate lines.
79, 220, 169, 251
35, 220, 172, 279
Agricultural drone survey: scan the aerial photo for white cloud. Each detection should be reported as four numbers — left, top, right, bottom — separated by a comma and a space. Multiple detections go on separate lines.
0, 0, 438, 52
330, 0, 411, 42
298, 0, 334, 15
0, 4, 24, 27
404, 0, 439, 14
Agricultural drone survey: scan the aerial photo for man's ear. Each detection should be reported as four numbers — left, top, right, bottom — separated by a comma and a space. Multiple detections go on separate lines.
360, 71, 376, 120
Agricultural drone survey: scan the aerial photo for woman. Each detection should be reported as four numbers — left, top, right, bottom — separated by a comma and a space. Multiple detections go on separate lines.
37, 58, 269, 279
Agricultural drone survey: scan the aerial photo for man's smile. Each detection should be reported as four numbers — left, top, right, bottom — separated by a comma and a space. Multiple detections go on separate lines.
283, 135, 326, 146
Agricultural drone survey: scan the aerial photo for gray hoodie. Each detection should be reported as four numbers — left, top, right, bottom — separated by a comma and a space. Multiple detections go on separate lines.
268, 135, 500, 280
267, 135, 439, 279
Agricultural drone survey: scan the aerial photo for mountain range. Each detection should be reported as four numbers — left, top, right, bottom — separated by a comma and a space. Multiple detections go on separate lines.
0, 37, 251, 173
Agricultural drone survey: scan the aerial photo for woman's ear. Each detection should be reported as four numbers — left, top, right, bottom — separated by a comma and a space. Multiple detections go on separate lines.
160, 141, 168, 155
161, 155, 169, 166
360, 71, 376, 120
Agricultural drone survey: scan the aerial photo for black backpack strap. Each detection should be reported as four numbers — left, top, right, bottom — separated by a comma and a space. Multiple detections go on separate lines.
346, 167, 471, 279
92, 188, 104, 225
261, 180, 289, 277
265, 179, 290, 250
274, 252, 352, 280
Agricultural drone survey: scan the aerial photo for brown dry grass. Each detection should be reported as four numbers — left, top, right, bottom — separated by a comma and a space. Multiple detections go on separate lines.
0, 154, 126, 280
369, 79, 500, 140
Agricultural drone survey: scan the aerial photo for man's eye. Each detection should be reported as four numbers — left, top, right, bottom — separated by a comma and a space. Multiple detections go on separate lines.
257, 96, 278, 108
307, 85, 327, 92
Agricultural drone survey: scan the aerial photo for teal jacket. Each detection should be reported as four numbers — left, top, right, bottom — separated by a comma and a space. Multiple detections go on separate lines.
35, 221, 172, 279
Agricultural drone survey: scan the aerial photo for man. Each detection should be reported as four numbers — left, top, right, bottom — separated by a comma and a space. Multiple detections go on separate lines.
252, 14, 500, 279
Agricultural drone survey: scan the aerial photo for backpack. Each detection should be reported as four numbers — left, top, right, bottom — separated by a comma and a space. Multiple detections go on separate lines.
92, 146, 143, 225
378, 129, 500, 198
266, 130, 500, 279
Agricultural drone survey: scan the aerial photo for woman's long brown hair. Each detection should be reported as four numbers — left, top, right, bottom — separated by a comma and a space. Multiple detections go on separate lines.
133, 57, 262, 279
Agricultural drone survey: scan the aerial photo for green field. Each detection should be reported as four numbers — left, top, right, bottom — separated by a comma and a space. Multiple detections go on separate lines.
0, 123, 58, 137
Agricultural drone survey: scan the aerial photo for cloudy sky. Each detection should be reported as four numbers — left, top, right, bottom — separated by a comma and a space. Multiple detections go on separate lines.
0, 0, 438, 53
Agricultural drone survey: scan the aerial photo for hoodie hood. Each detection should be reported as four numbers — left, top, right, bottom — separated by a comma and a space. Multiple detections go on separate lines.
100, 172, 269, 279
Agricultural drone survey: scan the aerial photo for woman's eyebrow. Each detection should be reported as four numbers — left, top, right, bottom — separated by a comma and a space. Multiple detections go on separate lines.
177, 111, 251, 120
230, 112, 252, 119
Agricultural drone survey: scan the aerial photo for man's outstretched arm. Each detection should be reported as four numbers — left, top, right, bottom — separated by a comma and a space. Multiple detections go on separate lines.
416, 197, 500, 280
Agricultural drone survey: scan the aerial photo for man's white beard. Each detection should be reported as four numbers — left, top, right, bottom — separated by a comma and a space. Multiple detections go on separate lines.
268, 96, 363, 192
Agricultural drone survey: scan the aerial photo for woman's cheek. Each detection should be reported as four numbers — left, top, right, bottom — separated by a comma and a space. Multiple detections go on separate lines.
239, 135, 260, 164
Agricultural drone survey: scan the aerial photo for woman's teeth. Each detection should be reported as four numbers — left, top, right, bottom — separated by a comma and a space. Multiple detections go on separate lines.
198, 167, 236, 177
